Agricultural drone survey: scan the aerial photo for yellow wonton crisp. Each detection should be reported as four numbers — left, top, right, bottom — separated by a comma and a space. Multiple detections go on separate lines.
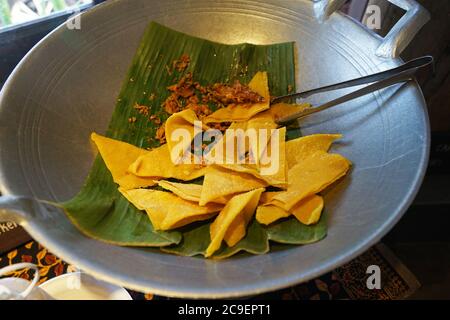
157, 180, 202, 202
255, 191, 289, 225
157, 180, 230, 204
286, 134, 342, 168
257, 194, 324, 226
223, 186, 264, 247
291, 195, 324, 225
217, 163, 286, 190
208, 126, 288, 189
268, 102, 310, 122
270, 151, 351, 211
204, 121, 286, 186
258, 126, 287, 188
259, 191, 283, 204
231, 103, 309, 164
119, 188, 222, 231
206, 188, 264, 257
165, 109, 209, 163
90, 132, 156, 190
209, 102, 310, 163
233, 102, 310, 133
204, 72, 270, 123
204, 121, 250, 165
199, 166, 267, 206
247, 111, 278, 132
256, 205, 290, 225
207, 114, 275, 166
128, 144, 206, 181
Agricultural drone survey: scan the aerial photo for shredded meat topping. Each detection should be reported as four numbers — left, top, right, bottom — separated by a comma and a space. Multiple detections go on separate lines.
173, 54, 190, 72
155, 125, 166, 144
210, 80, 264, 105
132, 54, 263, 146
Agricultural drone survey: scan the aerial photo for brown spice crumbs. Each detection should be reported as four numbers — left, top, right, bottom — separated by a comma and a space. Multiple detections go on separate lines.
165, 65, 173, 76
128, 117, 137, 123
210, 80, 264, 105
163, 93, 182, 114
162, 71, 263, 119
155, 125, 166, 144
209, 122, 231, 132
132, 54, 263, 145
187, 104, 212, 119
172, 54, 190, 72
134, 104, 150, 116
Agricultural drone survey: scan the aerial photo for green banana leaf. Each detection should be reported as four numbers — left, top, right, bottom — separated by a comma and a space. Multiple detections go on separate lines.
160, 222, 211, 257
63, 21, 328, 256
212, 220, 269, 259
162, 219, 269, 259
266, 212, 328, 244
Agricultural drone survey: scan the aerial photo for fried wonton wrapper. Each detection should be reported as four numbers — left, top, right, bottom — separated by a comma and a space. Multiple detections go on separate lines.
204, 121, 249, 165
217, 152, 286, 247
157, 180, 202, 202
269, 102, 310, 121
256, 205, 290, 225
256, 191, 288, 225
199, 166, 267, 206
258, 126, 287, 187
257, 194, 324, 225
207, 112, 275, 165
246, 111, 278, 132
225, 102, 310, 134
204, 72, 270, 123
209, 126, 288, 188
91, 133, 156, 190
157, 180, 229, 205
158, 180, 230, 204
217, 163, 286, 190
242, 103, 309, 165
286, 134, 342, 168
270, 151, 351, 211
205, 108, 284, 168
291, 195, 324, 225
259, 191, 283, 204
249, 102, 310, 129
208, 103, 309, 167
165, 109, 209, 163
206, 188, 264, 257
222, 188, 263, 247
128, 144, 206, 181
119, 188, 222, 231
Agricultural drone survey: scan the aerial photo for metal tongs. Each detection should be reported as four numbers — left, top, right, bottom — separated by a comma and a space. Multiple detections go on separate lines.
273, 56, 434, 125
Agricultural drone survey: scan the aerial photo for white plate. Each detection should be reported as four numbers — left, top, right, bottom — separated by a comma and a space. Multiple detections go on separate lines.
39, 272, 132, 300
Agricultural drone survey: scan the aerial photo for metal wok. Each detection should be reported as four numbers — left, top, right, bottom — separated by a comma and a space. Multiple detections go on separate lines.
0, 0, 430, 298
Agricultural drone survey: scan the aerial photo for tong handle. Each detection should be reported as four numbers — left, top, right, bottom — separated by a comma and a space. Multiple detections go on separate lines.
272, 56, 433, 104
275, 56, 433, 125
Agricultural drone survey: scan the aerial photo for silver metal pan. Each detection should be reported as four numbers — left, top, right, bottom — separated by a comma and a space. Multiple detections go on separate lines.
0, 0, 430, 298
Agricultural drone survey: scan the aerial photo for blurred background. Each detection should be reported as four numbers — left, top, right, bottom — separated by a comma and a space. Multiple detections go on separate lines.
0, 0, 92, 27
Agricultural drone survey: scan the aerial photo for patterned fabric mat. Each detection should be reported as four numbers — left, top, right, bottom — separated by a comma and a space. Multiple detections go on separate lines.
0, 241, 419, 300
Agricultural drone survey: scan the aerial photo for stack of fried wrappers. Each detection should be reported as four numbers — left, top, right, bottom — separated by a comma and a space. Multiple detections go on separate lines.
91, 72, 351, 258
